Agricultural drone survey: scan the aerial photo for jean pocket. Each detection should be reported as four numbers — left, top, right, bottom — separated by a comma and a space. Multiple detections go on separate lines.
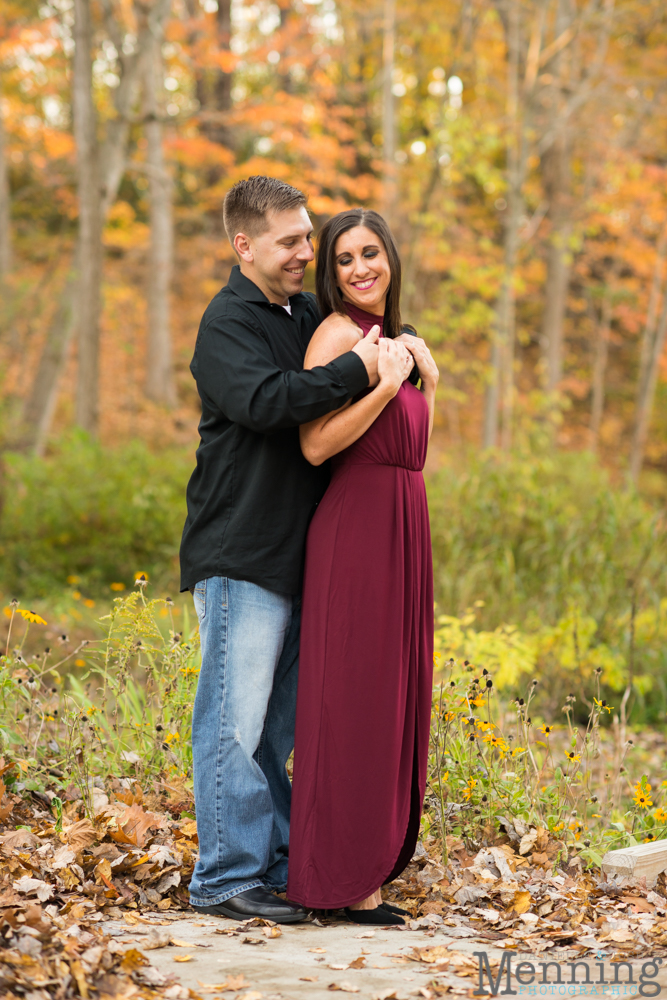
193, 580, 207, 620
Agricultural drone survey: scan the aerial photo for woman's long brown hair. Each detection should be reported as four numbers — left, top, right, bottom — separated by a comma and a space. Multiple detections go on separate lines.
315, 208, 404, 339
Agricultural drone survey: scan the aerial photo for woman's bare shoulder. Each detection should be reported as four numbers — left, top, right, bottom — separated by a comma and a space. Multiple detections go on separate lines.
304, 312, 361, 366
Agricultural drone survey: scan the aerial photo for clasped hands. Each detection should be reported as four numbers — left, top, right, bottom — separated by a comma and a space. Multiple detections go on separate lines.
352, 325, 439, 392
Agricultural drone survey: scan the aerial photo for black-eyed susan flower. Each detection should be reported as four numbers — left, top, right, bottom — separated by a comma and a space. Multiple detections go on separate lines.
654, 807, 667, 824
594, 697, 613, 714
539, 724, 554, 736
462, 778, 477, 801
634, 779, 653, 809
564, 750, 581, 763
18, 609, 47, 625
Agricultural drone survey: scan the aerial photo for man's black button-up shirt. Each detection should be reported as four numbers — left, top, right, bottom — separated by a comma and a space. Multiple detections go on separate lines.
180, 265, 369, 595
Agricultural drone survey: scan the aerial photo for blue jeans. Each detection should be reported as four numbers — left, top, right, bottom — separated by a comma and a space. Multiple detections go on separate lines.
189, 576, 300, 905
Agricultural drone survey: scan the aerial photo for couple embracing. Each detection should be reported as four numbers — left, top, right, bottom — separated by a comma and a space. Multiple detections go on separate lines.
180, 175, 438, 925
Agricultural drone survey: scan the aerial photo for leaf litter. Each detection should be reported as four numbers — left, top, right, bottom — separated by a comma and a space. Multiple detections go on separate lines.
2, 770, 667, 997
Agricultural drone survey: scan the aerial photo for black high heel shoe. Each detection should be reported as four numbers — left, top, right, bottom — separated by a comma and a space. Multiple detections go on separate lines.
344, 906, 404, 926
380, 901, 410, 917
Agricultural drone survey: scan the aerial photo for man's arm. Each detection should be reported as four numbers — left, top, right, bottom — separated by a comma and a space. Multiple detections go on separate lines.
193, 310, 372, 433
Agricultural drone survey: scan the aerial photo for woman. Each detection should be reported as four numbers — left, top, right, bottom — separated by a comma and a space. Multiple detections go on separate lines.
287, 208, 438, 924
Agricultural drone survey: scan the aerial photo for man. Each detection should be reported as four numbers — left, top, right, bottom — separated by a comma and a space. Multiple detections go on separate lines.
180, 176, 379, 923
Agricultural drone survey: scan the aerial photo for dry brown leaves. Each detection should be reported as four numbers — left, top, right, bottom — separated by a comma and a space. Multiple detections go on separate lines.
0, 901, 198, 999
0, 776, 199, 997
383, 827, 667, 964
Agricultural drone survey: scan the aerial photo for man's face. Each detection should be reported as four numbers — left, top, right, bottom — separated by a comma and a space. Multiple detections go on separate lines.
237, 206, 315, 304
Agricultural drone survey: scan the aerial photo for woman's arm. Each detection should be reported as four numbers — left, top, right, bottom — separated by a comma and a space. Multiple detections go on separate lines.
396, 333, 439, 438
300, 315, 412, 466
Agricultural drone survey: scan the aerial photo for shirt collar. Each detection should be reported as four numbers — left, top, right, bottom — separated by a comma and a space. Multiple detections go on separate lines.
227, 264, 311, 318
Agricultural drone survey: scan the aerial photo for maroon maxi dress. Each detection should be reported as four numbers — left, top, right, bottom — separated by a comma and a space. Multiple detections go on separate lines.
287, 303, 434, 909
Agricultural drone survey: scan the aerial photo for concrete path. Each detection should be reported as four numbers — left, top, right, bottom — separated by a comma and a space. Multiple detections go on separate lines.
101, 911, 667, 999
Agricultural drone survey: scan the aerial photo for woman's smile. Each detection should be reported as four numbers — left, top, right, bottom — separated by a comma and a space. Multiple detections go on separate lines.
334, 225, 392, 314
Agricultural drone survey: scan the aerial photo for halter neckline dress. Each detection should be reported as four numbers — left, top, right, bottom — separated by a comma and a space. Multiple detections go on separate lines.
287, 302, 434, 908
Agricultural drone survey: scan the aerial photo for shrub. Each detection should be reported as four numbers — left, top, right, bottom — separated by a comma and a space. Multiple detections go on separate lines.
0, 433, 192, 597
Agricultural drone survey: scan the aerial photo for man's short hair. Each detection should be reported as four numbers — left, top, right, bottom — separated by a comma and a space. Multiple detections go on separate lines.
223, 176, 308, 248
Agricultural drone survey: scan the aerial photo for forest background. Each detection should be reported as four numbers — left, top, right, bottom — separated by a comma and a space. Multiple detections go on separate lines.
1, 0, 667, 725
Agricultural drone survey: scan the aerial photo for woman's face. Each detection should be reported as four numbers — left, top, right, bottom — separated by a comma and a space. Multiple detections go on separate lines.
334, 225, 391, 315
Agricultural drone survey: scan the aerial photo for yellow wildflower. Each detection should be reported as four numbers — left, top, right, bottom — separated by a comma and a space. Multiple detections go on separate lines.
110, 582, 126, 591
475, 719, 492, 732
511, 747, 526, 757
539, 724, 554, 736
18, 609, 47, 625
594, 697, 613, 714
634, 779, 653, 810
654, 807, 667, 824
564, 751, 581, 763
462, 779, 477, 802
484, 734, 509, 753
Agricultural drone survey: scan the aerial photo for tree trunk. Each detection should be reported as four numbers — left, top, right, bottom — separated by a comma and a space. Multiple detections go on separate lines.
629, 216, 667, 481
19, 275, 76, 454
589, 279, 615, 450
630, 280, 667, 481
540, 132, 572, 390
382, 0, 397, 224
214, 0, 232, 115
73, 0, 103, 434
0, 85, 11, 279
484, 0, 525, 450
142, 29, 176, 407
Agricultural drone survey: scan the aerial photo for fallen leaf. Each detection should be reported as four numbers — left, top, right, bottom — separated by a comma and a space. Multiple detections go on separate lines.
120, 948, 150, 971
51, 844, 76, 869
329, 964, 349, 970
414, 946, 450, 964
309, 947, 327, 953
354, 930, 375, 938
507, 890, 532, 915
519, 830, 538, 856
599, 929, 635, 943
372, 992, 398, 1000
621, 895, 654, 913
173, 954, 194, 962
225, 975, 249, 990
348, 955, 366, 969
328, 983, 360, 993
300, 976, 318, 981
65, 818, 98, 851
1, 829, 40, 851
238, 993, 263, 1000
262, 925, 282, 938
454, 884, 490, 905
13, 876, 54, 902
142, 931, 172, 950
531, 852, 550, 867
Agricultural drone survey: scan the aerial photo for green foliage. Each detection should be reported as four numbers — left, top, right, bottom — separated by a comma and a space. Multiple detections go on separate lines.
0, 433, 191, 597
427, 450, 666, 632
0, 591, 199, 813
424, 662, 667, 866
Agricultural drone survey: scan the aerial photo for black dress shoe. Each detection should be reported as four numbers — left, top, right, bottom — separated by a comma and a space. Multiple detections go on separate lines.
380, 901, 410, 917
344, 905, 404, 926
191, 887, 307, 923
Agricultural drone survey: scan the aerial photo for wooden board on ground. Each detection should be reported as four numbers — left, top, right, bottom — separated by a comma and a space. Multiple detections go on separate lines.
601, 840, 667, 885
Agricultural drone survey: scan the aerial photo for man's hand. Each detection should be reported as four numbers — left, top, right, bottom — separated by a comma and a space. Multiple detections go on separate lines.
352, 324, 381, 387
396, 333, 439, 390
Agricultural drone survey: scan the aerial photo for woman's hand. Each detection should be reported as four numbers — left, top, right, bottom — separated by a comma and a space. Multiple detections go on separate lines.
396, 334, 440, 390
377, 338, 414, 397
